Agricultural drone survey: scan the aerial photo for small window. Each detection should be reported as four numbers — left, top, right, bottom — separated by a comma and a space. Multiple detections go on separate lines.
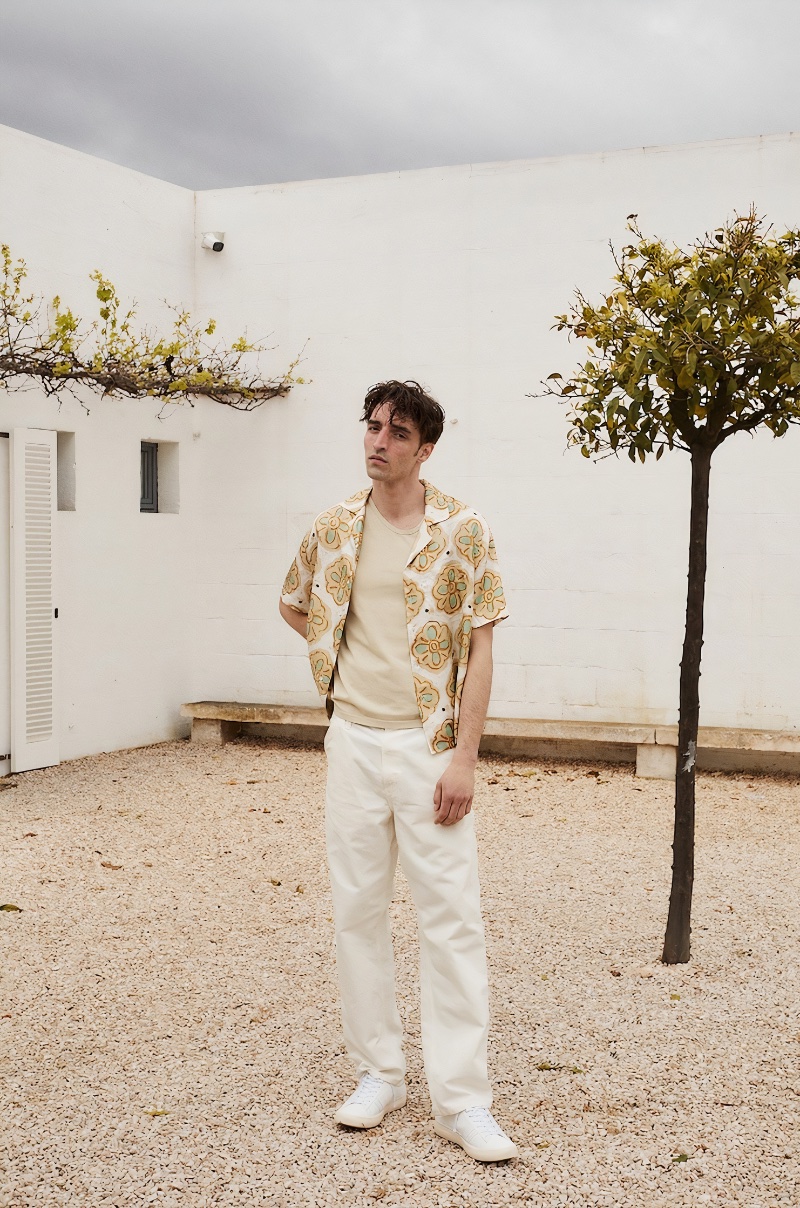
140, 440, 179, 513
56, 431, 76, 511
140, 442, 158, 512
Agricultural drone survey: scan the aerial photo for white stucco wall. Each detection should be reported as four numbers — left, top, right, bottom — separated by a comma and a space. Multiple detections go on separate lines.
2, 124, 800, 767
0, 125, 197, 760
195, 134, 800, 732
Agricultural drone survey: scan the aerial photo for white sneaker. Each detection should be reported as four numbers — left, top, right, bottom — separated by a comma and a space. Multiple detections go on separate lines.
434, 1106, 518, 1162
334, 1074, 407, 1128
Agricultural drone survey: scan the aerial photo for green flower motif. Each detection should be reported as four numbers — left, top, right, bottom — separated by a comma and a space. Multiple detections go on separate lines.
455, 519, 486, 568
282, 559, 300, 595
410, 525, 446, 572
455, 616, 472, 663
424, 485, 464, 518
446, 664, 458, 705
432, 718, 456, 752
325, 556, 354, 607
318, 506, 351, 550
307, 593, 330, 641
404, 577, 424, 619
474, 571, 505, 621
310, 649, 334, 693
299, 530, 315, 571
412, 621, 452, 671
413, 675, 440, 722
433, 563, 468, 615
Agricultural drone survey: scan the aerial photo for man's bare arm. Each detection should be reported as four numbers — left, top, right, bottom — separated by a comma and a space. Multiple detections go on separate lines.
433, 622, 494, 826
279, 598, 308, 638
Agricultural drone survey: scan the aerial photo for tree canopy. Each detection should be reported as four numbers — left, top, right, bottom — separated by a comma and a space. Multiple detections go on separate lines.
548, 208, 800, 458
0, 245, 302, 411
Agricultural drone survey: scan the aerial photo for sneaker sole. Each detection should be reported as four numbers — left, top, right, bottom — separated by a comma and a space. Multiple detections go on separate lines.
434, 1121, 518, 1162
334, 1091, 407, 1129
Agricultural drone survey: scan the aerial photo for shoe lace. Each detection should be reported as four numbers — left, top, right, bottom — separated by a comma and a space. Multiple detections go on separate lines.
462, 1106, 505, 1136
350, 1074, 386, 1105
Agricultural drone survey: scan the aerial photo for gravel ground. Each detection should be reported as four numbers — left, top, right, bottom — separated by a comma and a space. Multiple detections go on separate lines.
1, 736, 799, 1208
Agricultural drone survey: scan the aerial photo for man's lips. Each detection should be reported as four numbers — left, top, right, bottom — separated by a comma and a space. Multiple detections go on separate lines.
369, 456, 387, 464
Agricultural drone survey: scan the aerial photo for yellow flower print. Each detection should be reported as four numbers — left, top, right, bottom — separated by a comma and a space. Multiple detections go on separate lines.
307, 593, 330, 641
432, 718, 457, 752
474, 571, 505, 621
282, 559, 300, 595
413, 675, 440, 722
404, 577, 424, 620
318, 506, 352, 551
454, 519, 486, 568
455, 616, 472, 664
410, 525, 446, 572
344, 487, 370, 508
446, 664, 458, 706
412, 621, 452, 671
333, 617, 345, 651
424, 485, 464, 518
325, 556, 354, 607
299, 530, 315, 572
433, 562, 469, 615
310, 649, 334, 693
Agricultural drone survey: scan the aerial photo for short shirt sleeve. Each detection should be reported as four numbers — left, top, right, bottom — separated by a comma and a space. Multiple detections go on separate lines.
471, 518, 509, 629
280, 526, 317, 615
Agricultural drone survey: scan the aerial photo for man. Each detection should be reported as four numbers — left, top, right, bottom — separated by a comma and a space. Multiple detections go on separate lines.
279, 380, 517, 1163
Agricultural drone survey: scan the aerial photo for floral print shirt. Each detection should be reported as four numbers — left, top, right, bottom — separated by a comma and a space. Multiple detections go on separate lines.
281, 480, 508, 755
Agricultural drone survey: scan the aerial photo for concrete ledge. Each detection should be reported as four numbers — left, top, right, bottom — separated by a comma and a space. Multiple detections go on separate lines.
656, 724, 800, 753
180, 702, 800, 777
182, 702, 327, 727
481, 735, 638, 765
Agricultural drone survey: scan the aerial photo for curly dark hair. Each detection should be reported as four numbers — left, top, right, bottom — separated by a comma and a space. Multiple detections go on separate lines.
360, 380, 445, 446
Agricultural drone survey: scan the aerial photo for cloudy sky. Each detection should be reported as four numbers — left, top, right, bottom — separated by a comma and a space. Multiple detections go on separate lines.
1, 0, 798, 191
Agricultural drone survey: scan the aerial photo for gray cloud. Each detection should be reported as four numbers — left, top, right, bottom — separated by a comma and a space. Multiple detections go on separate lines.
1, 0, 798, 189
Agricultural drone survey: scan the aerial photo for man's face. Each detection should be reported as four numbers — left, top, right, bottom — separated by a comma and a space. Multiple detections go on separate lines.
364, 403, 433, 484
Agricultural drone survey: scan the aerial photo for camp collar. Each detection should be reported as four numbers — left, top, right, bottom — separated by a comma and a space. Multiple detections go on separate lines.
339, 479, 451, 527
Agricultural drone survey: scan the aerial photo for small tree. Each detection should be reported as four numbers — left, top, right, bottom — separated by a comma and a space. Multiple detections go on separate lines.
547, 209, 800, 963
0, 245, 302, 410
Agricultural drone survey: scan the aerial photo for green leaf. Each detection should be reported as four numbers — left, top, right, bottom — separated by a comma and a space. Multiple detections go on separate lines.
0, 903, 22, 911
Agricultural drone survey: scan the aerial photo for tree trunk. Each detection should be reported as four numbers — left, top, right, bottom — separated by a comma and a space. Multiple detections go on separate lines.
662, 445, 713, 965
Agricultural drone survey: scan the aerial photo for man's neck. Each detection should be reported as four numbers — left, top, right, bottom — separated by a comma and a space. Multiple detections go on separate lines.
369, 477, 426, 529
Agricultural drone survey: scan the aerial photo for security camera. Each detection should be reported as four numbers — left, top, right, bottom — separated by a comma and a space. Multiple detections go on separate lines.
201, 231, 225, 252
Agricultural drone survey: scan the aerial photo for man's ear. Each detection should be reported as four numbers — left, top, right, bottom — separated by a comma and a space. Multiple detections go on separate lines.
417, 442, 435, 465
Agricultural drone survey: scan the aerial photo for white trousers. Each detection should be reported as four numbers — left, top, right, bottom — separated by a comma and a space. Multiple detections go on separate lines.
324, 714, 492, 1116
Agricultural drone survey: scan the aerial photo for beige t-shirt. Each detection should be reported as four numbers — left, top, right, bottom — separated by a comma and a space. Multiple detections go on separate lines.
332, 498, 422, 728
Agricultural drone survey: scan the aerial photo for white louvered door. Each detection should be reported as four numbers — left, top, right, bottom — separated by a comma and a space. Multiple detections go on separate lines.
10, 428, 59, 773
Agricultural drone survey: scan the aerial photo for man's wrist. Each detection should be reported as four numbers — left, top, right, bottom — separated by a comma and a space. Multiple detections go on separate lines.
451, 746, 479, 768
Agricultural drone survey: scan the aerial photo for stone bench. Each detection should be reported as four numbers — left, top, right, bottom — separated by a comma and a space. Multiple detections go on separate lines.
180, 702, 800, 779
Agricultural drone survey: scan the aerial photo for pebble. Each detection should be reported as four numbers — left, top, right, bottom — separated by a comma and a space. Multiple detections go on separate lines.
1, 739, 798, 1206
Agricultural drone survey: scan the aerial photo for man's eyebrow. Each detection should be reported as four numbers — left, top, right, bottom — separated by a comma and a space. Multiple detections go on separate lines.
367, 416, 413, 433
